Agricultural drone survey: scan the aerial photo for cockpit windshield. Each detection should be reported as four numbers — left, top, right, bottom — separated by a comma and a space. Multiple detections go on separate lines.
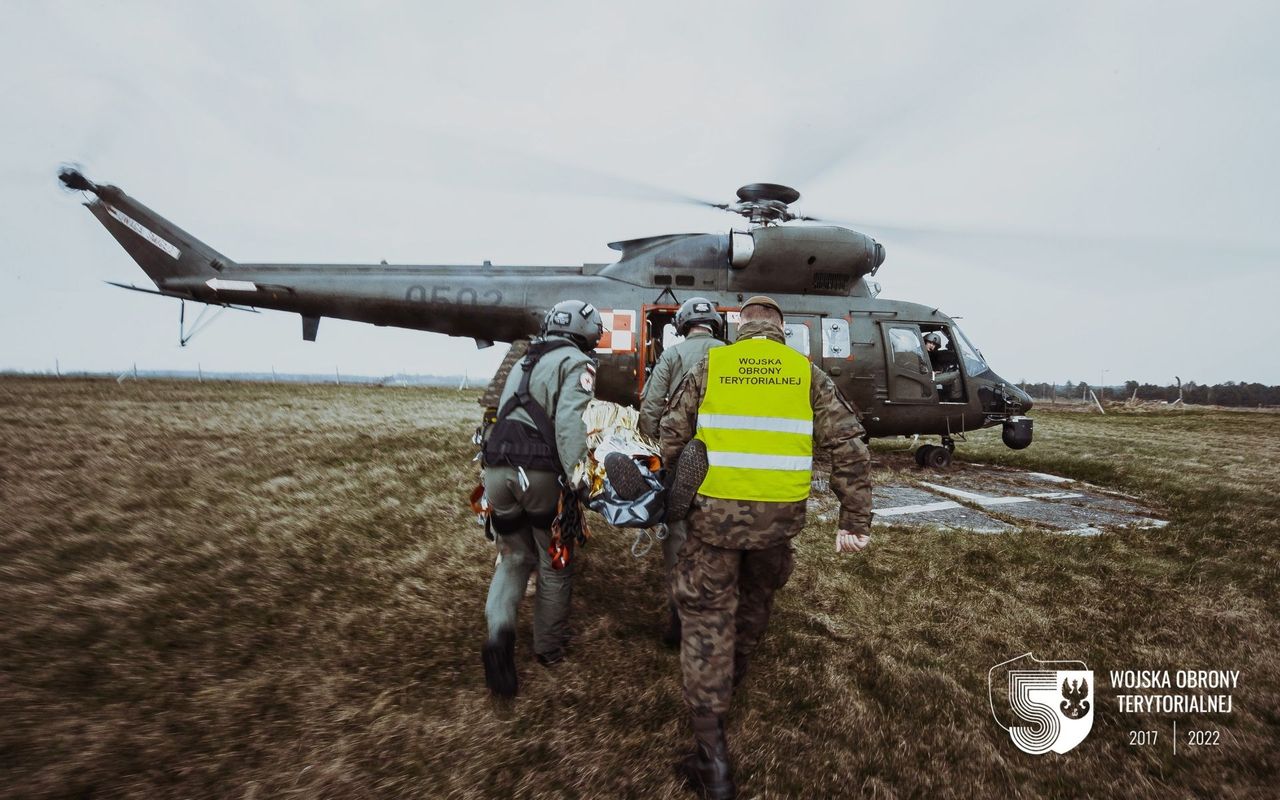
952, 326, 989, 376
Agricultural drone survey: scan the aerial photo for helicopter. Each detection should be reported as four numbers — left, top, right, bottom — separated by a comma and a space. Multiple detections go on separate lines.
57, 168, 1034, 468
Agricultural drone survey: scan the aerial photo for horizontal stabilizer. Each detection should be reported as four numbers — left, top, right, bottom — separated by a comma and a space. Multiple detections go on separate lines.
105, 281, 259, 312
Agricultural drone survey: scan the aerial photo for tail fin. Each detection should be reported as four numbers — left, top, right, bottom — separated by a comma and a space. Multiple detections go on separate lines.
60, 168, 234, 287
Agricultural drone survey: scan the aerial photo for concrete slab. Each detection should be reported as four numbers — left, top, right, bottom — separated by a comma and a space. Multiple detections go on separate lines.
976, 496, 1141, 531
926, 472, 1063, 498
820, 462, 1166, 535
1025, 472, 1075, 484
1040, 490, 1154, 517
917, 477, 1166, 533
871, 485, 1015, 533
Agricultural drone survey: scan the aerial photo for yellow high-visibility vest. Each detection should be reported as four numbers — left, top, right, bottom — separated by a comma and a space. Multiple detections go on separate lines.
694, 335, 813, 501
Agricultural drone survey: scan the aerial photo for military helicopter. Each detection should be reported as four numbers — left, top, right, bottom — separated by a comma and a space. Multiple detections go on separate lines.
57, 168, 1034, 468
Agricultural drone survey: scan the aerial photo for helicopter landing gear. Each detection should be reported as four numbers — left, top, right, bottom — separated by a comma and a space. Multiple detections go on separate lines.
915, 438, 955, 469
924, 446, 952, 469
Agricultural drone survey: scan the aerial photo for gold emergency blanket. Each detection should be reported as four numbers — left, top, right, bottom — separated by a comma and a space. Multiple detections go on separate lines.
573, 400, 662, 495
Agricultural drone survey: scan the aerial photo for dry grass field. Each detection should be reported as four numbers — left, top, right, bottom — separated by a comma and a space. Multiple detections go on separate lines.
2, 377, 1277, 799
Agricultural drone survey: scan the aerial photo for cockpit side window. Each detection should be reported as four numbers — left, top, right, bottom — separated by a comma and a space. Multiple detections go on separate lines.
888, 327, 929, 375
952, 326, 989, 376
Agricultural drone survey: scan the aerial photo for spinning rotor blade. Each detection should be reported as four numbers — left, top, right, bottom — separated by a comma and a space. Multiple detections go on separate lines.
332, 114, 726, 210
540, 163, 723, 208
762, 8, 1063, 189
469, 146, 724, 208
799, 216, 1279, 273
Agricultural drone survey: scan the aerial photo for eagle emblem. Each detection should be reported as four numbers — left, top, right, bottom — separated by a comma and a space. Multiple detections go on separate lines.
1060, 676, 1091, 719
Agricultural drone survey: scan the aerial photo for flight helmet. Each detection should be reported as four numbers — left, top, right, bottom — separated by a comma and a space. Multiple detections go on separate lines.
542, 299, 604, 351
674, 297, 723, 336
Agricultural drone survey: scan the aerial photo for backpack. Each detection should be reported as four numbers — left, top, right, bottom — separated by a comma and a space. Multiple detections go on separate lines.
481, 338, 578, 473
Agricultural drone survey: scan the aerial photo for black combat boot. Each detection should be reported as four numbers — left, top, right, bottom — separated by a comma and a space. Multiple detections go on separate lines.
662, 604, 682, 649
482, 629, 517, 698
665, 440, 708, 523
677, 713, 736, 799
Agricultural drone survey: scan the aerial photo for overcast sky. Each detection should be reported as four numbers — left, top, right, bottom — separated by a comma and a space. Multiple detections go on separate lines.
2, 1, 1277, 385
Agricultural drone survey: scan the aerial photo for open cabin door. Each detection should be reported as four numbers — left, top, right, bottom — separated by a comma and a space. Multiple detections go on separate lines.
637, 305, 678, 396
880, 322, 937, 403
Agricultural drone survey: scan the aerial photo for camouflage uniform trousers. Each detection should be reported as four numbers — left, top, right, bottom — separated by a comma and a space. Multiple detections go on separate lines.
483, 466, 573, 659
661, 518, 689, 606
673, 531, 795, 715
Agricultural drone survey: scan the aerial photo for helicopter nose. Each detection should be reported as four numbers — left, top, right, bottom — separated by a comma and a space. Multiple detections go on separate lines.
1013, 384, 1034, 413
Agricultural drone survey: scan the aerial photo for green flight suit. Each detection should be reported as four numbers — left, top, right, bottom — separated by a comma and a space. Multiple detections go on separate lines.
483, 335, 596, 660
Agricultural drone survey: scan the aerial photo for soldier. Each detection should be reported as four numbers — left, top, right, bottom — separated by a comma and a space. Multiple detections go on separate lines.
924, 331, 962, 401
639, 297, 725, 647
659, 295, 872, 799
480, 299, 603, 698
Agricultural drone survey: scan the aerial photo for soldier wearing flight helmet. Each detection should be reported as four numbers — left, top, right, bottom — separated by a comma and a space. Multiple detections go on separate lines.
480, 299, 603, 698
923, 331, 962, 401
639, 297, 725, 647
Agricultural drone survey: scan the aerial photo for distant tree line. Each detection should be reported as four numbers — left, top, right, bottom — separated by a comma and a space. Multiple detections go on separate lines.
1017, 380, 1280, 407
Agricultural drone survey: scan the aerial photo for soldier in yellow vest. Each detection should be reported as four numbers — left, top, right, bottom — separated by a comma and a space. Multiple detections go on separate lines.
658, 295, 872, 799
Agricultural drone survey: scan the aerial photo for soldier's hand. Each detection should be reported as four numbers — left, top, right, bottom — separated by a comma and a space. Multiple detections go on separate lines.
836, 530, 870, 554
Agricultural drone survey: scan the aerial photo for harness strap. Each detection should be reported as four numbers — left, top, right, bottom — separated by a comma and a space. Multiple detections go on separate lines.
493, 338, 577, 474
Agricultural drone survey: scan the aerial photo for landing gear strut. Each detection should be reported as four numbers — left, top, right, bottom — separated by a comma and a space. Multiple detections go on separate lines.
914, 437, 955, 469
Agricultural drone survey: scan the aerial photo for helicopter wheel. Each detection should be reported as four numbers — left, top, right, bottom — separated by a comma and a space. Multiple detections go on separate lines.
924, 445, 953, 469
914, 445, 934, 467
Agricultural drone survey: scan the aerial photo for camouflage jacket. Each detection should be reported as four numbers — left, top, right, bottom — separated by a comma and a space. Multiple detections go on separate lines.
658, 320, 872, 549
638, 330, 723, 437
493, 335, 596, 478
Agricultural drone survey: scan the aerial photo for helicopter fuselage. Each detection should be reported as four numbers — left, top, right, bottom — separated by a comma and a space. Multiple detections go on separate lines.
68, 172, 1033, 447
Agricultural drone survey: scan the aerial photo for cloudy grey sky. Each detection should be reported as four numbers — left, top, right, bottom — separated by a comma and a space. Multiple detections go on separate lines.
2, 1, 1277, 385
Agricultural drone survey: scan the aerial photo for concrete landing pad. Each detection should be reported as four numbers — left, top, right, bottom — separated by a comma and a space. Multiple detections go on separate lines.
871, 486, 1014, 533
868, 468, 1166, 535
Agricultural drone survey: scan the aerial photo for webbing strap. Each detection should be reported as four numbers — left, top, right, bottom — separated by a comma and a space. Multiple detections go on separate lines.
494, 338, 576, 475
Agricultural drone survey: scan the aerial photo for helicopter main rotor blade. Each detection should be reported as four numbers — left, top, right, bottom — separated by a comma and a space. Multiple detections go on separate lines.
765, 7, 1065, 189
334, 114, 727, 210
482, 151, 725, 208
800, 216, 1279, 272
